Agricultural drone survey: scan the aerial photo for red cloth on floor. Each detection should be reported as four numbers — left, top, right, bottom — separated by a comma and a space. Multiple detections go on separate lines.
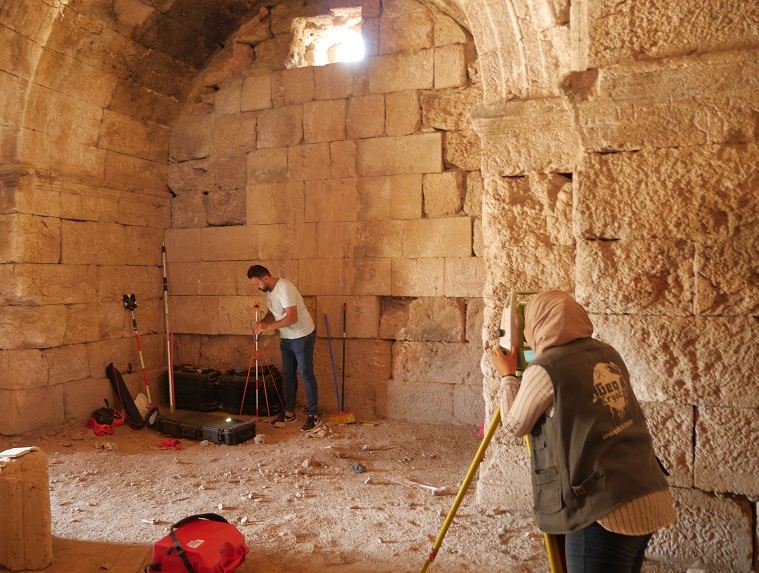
159, 439, 184, 450
85, 418, 114, 436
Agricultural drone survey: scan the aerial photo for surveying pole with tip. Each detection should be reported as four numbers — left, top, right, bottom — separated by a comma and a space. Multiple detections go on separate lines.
122, 293, 153, 408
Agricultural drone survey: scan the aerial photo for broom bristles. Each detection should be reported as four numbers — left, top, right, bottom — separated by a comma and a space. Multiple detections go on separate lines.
329, 411, 357, 424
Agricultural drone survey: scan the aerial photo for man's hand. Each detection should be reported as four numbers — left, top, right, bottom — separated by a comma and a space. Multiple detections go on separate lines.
493, 344, 518, 377
253, 321, 267, 336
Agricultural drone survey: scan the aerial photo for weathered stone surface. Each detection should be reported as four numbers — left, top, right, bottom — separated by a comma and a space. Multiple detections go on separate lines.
0, 264, 97, 305
356, 174, 422, 220
99, 110, 170, 164
313, 61, 370, 100
695, 406, 759, 496
171, 295, 220, 334
304, 178, 359, 222
258, 223, 294, 260
385, 90, 421, 136
298, 258, 345, 295
0, 386, 64, 434
393, 340, 481, 384
434, 44, 471, 89
385, 380, 453, 423
0, 305, 66, 349
241, 73, 273, 111
346, 94, 385, 139
444, 129, 482, 171
0, 214, 61, 264
168, 261, 239, 296
205, 188, 246, 226
464, 170, 483, 217
118, 196, 169, 229
378, 12, 434, 55
594, 315, 759, 408
210, 112, 257, 155
465, 297, 484, 344
295, 221, 348, 259
329, 140, 357, 179
315, 296, 381, 339
0, 349, 47, 390
169, 116, 212, 162
303, 100, 346, 143
45, 344, 90, 386
423, 171, 464, 216
583, 0, 759, 68
421, 85, 482, 132
218, 295, 258, 335
104, 151, 168, 194
454, 382, 484, 425
433, 12, 469, 46
403, 217, 472, 257
65, 303, 107, 345
576, 144, 759, 240
392, 257, 444, 296
164, 228, 201, 263
379, 297, 465, 341
345, 220, 404, 258
200, 226, 258, 261
344, 258, 392, 295
696, 230, 759, 316
641, 401, 694, 489
358, 133, 443, 176
287, 143, 331, 181
369, 50, 434, 93
124, 226, 164, 266
576, 239, 695, 316
248, 147, 288, 184
61, 220, 127, 265
256, 106, 303, 148
445, 257, 484, 298
273, 66, 314, 105
649, 488, 754, 572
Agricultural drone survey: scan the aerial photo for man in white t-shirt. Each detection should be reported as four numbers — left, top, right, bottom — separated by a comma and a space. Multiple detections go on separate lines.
247, 265, 321, 431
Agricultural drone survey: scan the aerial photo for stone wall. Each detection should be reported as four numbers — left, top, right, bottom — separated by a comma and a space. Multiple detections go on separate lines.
164, 0, 485, 425
473, 2, 759, 571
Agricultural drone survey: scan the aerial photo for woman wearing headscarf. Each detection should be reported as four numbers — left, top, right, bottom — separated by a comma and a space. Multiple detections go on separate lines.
493, 290, 676, 573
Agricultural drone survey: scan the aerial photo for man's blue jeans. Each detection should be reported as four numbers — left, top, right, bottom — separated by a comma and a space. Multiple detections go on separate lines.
564, 521, 653, 573
280, 330, 318, 416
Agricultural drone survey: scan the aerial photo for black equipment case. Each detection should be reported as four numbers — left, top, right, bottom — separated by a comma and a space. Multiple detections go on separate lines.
219, 366, 284, 417
157, 410, 255, 445
170, 366, 222, 412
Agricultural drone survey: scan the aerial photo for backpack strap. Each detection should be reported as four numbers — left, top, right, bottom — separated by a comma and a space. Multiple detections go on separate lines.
166, 513, 229, 573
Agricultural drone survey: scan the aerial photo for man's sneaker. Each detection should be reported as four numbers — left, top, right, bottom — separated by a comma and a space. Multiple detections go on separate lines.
300, 414, 322, 432
271, 411, 297, 425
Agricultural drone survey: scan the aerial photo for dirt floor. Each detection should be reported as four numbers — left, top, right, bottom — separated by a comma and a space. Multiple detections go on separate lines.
1, 408, 686, 573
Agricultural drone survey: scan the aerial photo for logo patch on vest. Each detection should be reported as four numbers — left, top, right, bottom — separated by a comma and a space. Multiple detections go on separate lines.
592, 362, 629, 422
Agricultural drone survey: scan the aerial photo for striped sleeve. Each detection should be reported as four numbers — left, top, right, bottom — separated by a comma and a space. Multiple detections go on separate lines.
499, 365, 554, 437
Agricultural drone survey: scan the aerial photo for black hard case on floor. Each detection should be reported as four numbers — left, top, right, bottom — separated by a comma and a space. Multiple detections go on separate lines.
170, 367, 222, 412
157, 410, 256, 445
219, 366, 284, 417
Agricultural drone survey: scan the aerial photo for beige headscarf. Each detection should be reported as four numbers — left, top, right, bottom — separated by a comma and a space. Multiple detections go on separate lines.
524, 290, 594, 356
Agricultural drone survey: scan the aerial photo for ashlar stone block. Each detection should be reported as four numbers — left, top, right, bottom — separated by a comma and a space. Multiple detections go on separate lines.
104, 151, 167, 194
298, 258, 346, 295
695, 406, 759, 496
218, 296, 259, 335
434, 12, 469, 46
576, 143, 758, 240
445, 256, 485, 298
385, 380, 453, 424
346, 94, 385, 139
46, 343, 90, 386
421, 85, 483, 132
200, 226, 258, 262
168, 261, 239, 297
171, 296, 220, 335
210, 112, 257, 156
257, 223, 295, 260
313, 61, 370, 100
304, 178, 359, 222
344, 258, 392, 295
241, 73, 272, 111
385, 90, 421, 136
170, 116, 211, 162
256, 105, 303, 148
641, 401, 694, 489
369, 50, 434, 93
434, 44, 470, 89
315, 296, 380, 339
357, 132, 442, 176
0, 386, 64, 434
273, 66, 314, 105
392, 340, 482, 384
356, 174, 422, 220
295, 221, 349, 259
0, 214, 61, 263
444, 128, 481, 171
0, 305, 67, 349
0, 349, 47, 391
247, 181, 304, 226
330, 140, 357, 179
61, 220, 127, 265
403, 217, 472, 258
391, 257, 444, 296
303, 100, 346, 143
576, 238, 694, 317
287, 143, 331, 181
378, 12, 434, 55
379, 297, 465, 342
247, 147, 288, 184
1, 264, 97, 305
164, 228, 202, 263
423, 171, 464, 217
345, 220, 404, 258
454, 383, 485, 426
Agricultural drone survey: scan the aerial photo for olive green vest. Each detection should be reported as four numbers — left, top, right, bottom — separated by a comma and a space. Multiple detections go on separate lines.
527, 337, 669, 534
